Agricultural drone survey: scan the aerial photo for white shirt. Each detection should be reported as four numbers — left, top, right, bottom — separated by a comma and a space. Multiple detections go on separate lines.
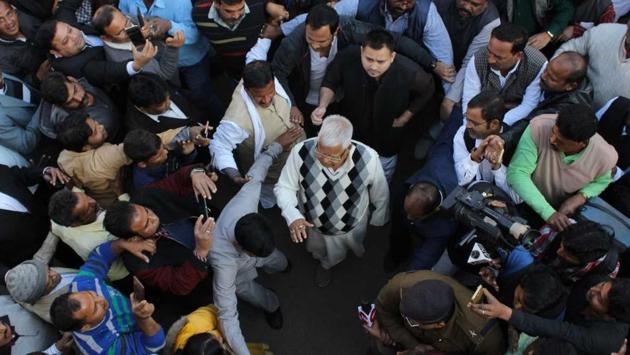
306, 37, 338, 105
0, 191, 28, 212
462, 54, 546, 125
137, 101, 187, 123
452, 125, 521, 203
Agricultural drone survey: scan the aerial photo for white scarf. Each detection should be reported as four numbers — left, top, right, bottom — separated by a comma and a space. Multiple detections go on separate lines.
239, 78, 291, 159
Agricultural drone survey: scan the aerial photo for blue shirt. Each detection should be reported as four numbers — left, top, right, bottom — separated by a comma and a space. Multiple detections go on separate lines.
118, 0, 209, 67
70, 242, 165, 355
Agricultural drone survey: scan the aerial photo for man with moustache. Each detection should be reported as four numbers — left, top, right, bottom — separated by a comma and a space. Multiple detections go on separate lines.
313, 29, 433, 180
436, 0, 501, 120
38, 71, 120, 140
507, 104, 618, 232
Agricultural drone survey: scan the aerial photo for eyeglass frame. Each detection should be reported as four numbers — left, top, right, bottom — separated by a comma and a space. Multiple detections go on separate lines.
314, 143, 349, 163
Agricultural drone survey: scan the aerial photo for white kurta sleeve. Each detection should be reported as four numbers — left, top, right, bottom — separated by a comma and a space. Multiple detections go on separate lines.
274, 143, 306, 225
367, 151, 390, 226
453, 126, 480, 186
209, 121, 249, 172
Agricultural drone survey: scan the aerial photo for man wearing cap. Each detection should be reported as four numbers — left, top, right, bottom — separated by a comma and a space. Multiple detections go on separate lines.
4, 233, 77, 324
370, 270, 505, 354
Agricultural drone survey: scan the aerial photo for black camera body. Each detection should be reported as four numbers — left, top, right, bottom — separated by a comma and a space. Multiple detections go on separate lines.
443, 185, 539, 250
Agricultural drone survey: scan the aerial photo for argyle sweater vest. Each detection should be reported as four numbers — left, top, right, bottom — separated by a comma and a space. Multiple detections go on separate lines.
297, 140, 373, 235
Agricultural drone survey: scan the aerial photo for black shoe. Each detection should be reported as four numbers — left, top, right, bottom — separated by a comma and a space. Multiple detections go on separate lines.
265, 308, 283, 329
281, 259, 292, 273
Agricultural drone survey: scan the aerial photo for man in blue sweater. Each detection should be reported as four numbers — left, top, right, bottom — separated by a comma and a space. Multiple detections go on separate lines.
49, 239, 165, 355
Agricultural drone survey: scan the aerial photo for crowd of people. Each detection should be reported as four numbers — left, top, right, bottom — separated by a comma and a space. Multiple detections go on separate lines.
0, 0, 630, 353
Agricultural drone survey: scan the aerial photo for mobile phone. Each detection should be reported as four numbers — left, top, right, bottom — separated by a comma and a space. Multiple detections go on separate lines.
358, 302, 376, 328
201, 197, 212, 221
136, 7, 145, 27
125, 25, 145, 47
133, 276, 145, 302
470, 285, 485, 304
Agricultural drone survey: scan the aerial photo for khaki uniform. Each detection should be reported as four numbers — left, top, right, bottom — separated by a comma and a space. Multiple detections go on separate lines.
58, 128, 182, 208
375, 270, 505, 355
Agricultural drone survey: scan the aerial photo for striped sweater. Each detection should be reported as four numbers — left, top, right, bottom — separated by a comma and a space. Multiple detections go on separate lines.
70, 242, 165, 355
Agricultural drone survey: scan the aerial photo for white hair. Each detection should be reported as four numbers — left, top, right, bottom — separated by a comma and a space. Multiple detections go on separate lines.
317, 115, 353, 149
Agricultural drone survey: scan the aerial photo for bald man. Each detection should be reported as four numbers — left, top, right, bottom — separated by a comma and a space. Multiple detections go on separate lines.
491, 51, 592, 161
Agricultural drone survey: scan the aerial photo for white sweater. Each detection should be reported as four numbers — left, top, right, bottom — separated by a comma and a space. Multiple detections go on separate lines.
556, 24, 630, 110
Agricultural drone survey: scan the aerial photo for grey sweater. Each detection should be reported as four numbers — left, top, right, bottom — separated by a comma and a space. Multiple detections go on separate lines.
103, 40, 180, 82
556, 23, 630, 110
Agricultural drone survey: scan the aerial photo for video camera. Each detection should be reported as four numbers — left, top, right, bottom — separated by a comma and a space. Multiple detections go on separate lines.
442, 185, 539, 250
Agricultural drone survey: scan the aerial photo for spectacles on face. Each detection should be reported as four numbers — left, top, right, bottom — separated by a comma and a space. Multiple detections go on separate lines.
315, 144, 347, 163
0, 6, 17, 26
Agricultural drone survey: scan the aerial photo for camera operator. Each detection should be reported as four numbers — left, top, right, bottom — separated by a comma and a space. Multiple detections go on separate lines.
470, 275, 630, 354
478, 221, 620, 303
453, 91, 521, 203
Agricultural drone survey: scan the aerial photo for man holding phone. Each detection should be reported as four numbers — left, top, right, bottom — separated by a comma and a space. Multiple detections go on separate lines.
49, 239, 165, 355
92, 5, 185, 82
369, 270, 505, 354
118, 0, 226, 120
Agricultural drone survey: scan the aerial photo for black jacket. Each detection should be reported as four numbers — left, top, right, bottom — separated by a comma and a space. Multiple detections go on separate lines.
509, 308, 628, 354
0, 165, 50, 274
322, 46, 434, 156
272, 17, 436, 106
0, 10, 46, 85
50, 46, 130, 88
125, 91, 199, 134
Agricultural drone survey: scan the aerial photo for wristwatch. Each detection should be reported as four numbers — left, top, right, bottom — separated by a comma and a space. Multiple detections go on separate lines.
546, 31, 555, 39
431, 60, 437, 70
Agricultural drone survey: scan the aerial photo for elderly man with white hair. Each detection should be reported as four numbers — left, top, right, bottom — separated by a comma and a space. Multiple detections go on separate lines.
274, 115, 390, 287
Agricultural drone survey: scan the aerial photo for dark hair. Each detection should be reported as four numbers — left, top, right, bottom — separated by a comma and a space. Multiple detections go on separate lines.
406, 182, 440, 216
608, 278, 630, 322
491, 23, 528, 53
92, 5, 118, 35
556, 104, 597, 143
128, 74, 170, 108
215, 0, 243, 5
362, 29, 394, 52
35, 19, 59, 51
527, 338, 578, 355
103, 201, 137, 239
123, 129, 161, 162
50, 293, 84, 331
48, 189, 80, 226
305, 4, 339, 34
41, 72, 70, 105
518, 265, 567, 318
555, 51, 587, 84
559, 221, 613, 264
57, 112, 92, 152
182, 333, 227, 355
234, 213, 275, 257
467, 91, 505, 123
242, 60, 273, 89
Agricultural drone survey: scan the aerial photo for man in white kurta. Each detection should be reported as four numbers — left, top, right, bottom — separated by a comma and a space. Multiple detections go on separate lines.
274, 115, 389, 287
209, 61, 305, 208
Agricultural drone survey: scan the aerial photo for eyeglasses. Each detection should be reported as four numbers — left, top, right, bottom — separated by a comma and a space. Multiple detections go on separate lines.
315, 144, 348, 163
0, 7, 17, 25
